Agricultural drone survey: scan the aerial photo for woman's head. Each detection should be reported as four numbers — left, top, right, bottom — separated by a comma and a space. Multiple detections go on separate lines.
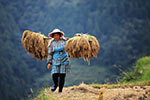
48, 29, 64, 39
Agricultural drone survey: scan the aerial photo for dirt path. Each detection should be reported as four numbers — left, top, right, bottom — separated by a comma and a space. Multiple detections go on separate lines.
99, 85, 150, 100
43, 83, 150, 100
44, 83, 99, 100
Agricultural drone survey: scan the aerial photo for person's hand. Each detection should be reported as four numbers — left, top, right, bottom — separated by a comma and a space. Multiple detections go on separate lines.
47, 63, 51, 69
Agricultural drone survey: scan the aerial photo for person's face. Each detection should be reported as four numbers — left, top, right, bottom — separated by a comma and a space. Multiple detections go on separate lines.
53, 33, 60, 40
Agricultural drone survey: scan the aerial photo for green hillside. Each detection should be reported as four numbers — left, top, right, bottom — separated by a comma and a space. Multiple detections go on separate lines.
121, 56, 150, 83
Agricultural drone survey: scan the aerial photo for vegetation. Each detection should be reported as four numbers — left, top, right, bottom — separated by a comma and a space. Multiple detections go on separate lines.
34, 89, 56, 100
91, 57, 150, 89
121, 57, 150, 83
0, 0, 150, 100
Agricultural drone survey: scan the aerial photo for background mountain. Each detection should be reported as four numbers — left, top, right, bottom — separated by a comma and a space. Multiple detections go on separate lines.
0, 0, 150, 100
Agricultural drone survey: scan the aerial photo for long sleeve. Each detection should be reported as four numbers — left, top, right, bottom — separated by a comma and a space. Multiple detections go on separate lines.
47, 42, 54, 64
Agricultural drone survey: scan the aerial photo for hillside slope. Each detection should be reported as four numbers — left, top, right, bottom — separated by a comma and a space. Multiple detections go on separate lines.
34, 57, 150, 100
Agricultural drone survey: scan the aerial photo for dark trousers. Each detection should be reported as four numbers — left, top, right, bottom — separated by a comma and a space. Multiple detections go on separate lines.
52, 73, 66, 92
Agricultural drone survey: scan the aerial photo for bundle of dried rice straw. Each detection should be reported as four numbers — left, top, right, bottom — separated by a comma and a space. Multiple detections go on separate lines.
65, 33, 100, 61
21, 30, 51, 60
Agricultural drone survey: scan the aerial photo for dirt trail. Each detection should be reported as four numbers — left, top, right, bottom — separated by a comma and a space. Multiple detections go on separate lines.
43, 83, 150, 100
99, 85, 150, 100
44, 83, 99, 100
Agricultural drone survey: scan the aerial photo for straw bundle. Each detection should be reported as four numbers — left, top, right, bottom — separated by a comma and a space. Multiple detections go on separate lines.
21, 30, 50, 60
65, 33, 100, 61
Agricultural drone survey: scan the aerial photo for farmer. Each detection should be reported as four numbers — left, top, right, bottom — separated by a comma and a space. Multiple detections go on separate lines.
47, 29, 70, 93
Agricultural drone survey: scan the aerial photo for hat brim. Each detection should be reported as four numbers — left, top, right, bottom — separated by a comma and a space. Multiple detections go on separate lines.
48, 31, 64, 37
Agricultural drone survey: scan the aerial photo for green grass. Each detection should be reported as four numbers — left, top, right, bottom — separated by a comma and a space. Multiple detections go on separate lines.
33, 88, 71, 100
90, 56, 150, 89
120, 56, 150, 83
33, 88, 56, 100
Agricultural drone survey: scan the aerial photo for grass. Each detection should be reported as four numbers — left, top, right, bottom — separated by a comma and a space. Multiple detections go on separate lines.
90, 57, 150, 89
120, 56, 150, 83
90, 80, 150, 89
33, 88, 56, 100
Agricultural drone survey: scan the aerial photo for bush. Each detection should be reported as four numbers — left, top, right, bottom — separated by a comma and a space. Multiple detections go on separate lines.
121, 56, 150, 83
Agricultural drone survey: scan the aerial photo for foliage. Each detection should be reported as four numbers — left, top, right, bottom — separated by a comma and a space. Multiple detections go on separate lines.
33, 89, 56, 100
121, 57, 150, 83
